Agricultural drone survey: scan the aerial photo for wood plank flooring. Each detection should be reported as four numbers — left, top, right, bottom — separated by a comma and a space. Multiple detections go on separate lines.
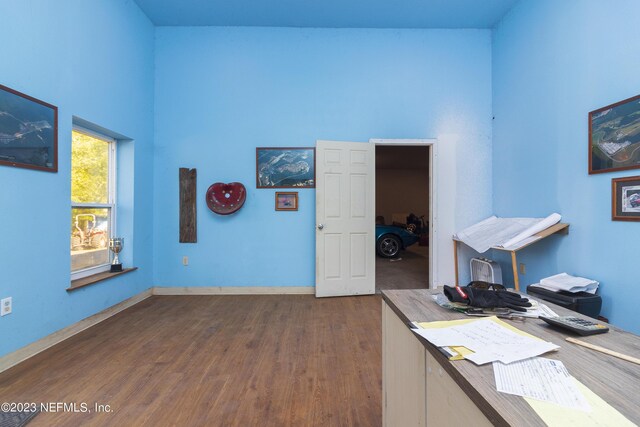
0, 295, 382, 426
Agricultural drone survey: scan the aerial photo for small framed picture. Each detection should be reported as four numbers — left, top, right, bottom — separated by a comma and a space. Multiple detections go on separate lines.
275, 192, 298, 211
612, 176, 640, 221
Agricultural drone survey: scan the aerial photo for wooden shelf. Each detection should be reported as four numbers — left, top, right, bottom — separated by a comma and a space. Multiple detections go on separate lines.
454, 223, 569, 291
68, 267, 138, 292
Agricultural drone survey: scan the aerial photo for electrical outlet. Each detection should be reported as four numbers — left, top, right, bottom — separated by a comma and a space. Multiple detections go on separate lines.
182, 256, 189, 266
519, 263, 526, 275
1, 297, 12, 316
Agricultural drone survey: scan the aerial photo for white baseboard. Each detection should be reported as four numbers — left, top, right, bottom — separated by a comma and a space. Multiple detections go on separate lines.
152, 286, 315, 295
0, 288, 152, 374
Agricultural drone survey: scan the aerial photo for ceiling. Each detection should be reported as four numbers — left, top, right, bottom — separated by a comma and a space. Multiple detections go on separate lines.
133, 0, 519, 28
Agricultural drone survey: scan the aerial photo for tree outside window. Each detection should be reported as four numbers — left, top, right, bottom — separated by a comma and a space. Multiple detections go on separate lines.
70, 129, 115, 275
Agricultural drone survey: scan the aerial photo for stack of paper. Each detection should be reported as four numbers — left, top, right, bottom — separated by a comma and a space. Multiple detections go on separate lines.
453, 213, 561, 253
493, 357, 590, 411
412, 317, 559, 365
494, 357, 637, 425
519, 301, 559, 319
537, 273, 599, 294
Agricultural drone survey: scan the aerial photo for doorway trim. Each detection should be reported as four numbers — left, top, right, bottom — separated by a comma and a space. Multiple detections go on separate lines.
370, 138, 437, 288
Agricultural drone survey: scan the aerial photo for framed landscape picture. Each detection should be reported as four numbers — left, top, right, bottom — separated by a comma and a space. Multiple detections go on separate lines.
612, 176, 640, 221
256, 147, 315, 188
589, 94, 640, 174
275, 192, 298, 211
0, 84, 58, 172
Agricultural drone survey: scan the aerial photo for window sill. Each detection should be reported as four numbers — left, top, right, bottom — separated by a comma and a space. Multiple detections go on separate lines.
67, 267, 138, 292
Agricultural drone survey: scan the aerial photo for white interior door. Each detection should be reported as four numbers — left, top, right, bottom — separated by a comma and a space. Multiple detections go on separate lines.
315, 140, 375, 297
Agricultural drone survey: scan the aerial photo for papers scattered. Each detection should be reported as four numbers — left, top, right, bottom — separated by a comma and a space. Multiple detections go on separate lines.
453, 216, 537, 253
494, 358, 590, 412
519, 300, 559, 319
494, 355, 636, 426
501, 235, 541, 251
500, 213, 561, 249
453, 213, 561, 253
537, 273, 599, 294
412, 317, 559, 365
526, 380, 637, 427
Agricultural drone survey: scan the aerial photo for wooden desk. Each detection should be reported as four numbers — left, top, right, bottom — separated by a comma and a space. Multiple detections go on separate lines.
382, 289, 640, 426
453, 223, 570, 291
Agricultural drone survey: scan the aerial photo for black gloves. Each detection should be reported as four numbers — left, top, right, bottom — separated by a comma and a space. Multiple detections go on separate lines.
443, 285, 532, 312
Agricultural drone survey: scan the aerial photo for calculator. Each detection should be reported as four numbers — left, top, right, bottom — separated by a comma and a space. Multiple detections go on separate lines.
539, 316, 609, 336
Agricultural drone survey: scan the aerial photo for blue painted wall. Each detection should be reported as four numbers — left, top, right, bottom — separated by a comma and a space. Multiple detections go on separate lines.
153, 27, 493, 287
0, 0, 155, 357
492, 0, 640, 332
3, 0, 637, 358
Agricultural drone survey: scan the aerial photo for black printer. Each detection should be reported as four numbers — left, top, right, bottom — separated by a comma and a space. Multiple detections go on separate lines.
526, 284, 602, 319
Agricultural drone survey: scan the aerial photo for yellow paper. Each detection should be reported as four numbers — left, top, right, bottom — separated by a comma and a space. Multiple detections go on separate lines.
416, 316, 540, 339
415, 318, 477, 359
444, 346, 472, 360
525, 379, 635, 427
415, 316, 545, 360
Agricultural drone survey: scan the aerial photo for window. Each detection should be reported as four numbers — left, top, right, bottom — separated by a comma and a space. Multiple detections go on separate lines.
70, 128, 116, 278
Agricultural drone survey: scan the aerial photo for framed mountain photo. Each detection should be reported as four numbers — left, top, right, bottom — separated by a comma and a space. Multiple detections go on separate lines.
589, 94, 640, 174
0, 84, 58, 172
256, 147, 315, 188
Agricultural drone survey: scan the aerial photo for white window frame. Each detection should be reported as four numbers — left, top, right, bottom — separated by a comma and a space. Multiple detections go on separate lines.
71, 126, 117, 280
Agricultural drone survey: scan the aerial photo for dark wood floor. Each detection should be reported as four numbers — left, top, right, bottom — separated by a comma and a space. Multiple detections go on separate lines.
0, 295, 382, 426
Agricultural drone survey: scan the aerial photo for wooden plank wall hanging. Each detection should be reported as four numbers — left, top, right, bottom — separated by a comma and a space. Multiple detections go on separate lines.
179, 168, 197, 243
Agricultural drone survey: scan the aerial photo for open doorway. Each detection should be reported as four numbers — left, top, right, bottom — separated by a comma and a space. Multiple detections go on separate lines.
375, 145, 430, 292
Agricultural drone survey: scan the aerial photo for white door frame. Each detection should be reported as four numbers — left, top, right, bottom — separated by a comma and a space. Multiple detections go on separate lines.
370, 138, 437, 288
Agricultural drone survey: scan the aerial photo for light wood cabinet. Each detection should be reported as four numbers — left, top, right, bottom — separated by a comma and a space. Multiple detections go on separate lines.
382, 289, 640, 426
425, 350, 492, 426
382, 301, 426, 426
383, 300, 491, 426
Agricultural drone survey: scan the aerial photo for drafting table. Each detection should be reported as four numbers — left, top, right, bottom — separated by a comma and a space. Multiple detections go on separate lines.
453, 223, 570, 291
381, 289, 640, 426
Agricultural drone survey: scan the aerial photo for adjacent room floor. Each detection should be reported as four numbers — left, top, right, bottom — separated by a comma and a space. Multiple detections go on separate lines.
0, 295, 382, 427
376, 245, 429, 293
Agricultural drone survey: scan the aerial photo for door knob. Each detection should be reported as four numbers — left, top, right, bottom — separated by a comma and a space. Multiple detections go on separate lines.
317, 224, 324, 230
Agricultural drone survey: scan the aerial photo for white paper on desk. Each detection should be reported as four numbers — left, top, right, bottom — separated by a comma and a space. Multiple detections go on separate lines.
494, 357, 591, 412
518, 302, 559, 319
452, 213, 560, 253
467, 342, 560, 365
412, 318, 559, 365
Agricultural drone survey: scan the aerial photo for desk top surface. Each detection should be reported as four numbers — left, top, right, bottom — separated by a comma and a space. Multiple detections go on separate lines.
382, 289, 640, 426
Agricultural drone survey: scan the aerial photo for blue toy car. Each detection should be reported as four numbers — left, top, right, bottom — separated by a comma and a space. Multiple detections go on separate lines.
375, 225, 420, 258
